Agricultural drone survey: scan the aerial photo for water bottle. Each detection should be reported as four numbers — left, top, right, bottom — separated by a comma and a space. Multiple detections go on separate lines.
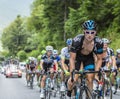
76, 88, 80, 99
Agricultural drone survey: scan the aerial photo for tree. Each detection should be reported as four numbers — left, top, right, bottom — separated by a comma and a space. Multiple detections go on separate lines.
1, 15, 30, 55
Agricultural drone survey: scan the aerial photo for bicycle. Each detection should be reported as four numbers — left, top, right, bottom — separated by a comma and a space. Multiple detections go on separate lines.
92, 68, 112, 99
52, 71, 61, 97
27, 70, 35, 89
113, 68, 120, 94
40, 70, 53, 99
71, 70, 95, 99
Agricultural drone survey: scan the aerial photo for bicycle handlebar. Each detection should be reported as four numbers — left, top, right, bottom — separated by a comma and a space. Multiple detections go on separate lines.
71, 69, 111, 82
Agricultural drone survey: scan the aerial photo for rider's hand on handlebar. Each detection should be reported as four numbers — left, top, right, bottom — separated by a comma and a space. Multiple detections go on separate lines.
64, 70, 70, 76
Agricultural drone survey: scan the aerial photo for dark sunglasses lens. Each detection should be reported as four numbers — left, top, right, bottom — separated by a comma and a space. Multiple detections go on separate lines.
86, 32, 90, 34
91, 32, 95, 34
85, 31, 95, 34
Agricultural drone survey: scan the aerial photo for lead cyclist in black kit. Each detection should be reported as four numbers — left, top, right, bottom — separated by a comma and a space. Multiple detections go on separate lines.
67, 20, 104, 98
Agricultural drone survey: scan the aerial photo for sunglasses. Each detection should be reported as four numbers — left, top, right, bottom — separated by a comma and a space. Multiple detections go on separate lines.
85, 31, 96, 34
47, 50, 52, 52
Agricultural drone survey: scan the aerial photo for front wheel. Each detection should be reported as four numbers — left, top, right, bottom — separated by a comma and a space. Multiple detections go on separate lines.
103, 79, 112, 99
79, 86, 94, 99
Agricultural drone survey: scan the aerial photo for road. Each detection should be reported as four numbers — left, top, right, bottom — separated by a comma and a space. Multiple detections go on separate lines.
0, 73, 120, 99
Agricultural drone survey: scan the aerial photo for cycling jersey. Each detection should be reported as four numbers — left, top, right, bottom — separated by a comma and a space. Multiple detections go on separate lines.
61, 47, 70, 66
102, 48, 114, 67
29, 62, 36, 71
55, 55, 61, 62
116, 57, 120, 67
41, 54, 56, 70
71, 34, 103, 71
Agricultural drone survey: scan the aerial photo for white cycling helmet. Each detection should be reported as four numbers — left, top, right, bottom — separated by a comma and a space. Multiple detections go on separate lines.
102, 38, 110, 44
53, 50, 58, 55
28, 57, 37, 62
116, 49, 120, 54
46, 45, 53, 51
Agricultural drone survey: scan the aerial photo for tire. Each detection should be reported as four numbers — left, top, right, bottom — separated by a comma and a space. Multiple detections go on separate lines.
60, 91, 66, 99
30, 76, 33, 89
79, 86, 94, 99
18, 76, 22, 78
103, 79, 112, 99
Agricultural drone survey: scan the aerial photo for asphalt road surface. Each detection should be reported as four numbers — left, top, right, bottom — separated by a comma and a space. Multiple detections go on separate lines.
0, 73, 120, 99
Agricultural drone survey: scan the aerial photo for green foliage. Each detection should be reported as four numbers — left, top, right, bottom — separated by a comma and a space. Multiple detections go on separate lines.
28, 50, 40, 58
1, 0, 120, 56
1, 15, 30, 55
17, 50, 27, 61
0, 50, 10, 58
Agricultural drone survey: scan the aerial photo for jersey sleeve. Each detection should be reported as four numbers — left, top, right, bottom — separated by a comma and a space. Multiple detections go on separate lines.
94, 37, 103, 54
110, 48, 114, 56
70, 34, 83, 53
41, 55, 45, 62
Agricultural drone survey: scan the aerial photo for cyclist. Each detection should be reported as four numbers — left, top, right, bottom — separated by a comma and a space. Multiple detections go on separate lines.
40, 45, 58, 98
36, 50, 46, 84
53, 49, 61, 71
26, 57, 37, 83
60, 38, 72, 92
116, 49, 120, 68
102, 38, 117, 86
114, 49, 120, 94
67, 20, 103, 98
101, 38, 116, 69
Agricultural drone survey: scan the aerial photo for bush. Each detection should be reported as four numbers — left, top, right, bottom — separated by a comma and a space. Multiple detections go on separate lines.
28, 50, 40, 58
17, 50, 27, 61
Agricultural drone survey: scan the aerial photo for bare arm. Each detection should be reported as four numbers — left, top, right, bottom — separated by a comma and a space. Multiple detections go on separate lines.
61, 58, 67, 71
111, 56, 117, 68
40, 61, 43, 70
70, 52, 76, 73
95, 54, 103, 71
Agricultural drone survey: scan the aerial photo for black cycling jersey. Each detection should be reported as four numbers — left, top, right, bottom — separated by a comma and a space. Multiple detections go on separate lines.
71, 34, 103, 71
41, 54, 56, 70
29, 63, 36, 67
29, 62, 36, 71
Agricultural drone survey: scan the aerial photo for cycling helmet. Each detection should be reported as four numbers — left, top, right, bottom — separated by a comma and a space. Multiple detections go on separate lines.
82, 20, 97, 30
53, 50, 58, 55
66, 38, 72, 46
102, 38, 110, 44
28, 57, 36, 62
116, 49, 120, 54
41, 50, 46, 55
46, 45, 53, 51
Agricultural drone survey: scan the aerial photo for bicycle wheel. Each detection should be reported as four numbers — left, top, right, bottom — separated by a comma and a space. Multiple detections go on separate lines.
60, 91, 66, 99
53, 76, 61, 97
79, 86, 94, 99
45, 78, 52, 99
103, 79, 112, 99
30, 74, 34, 89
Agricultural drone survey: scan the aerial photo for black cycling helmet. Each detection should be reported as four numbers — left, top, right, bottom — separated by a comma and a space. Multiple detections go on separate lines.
82, 20, 97, 30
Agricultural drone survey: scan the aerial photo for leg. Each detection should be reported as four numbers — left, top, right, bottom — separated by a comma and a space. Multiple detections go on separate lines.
86, 73, 95, 91
40, 75, 47, 98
